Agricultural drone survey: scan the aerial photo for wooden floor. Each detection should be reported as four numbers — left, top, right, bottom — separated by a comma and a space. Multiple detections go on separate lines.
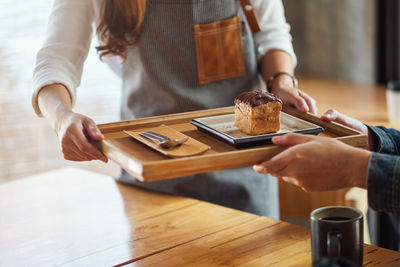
0, 0, 122, 183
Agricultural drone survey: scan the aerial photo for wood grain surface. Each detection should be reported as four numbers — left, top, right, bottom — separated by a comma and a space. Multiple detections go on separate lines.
0, 168, 255, 266
1, 167, 400, 266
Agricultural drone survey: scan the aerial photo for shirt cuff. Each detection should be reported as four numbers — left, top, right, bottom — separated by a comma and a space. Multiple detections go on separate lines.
367, 125, 398, 154
32, 63, 78, 117
367, 152, 400, 215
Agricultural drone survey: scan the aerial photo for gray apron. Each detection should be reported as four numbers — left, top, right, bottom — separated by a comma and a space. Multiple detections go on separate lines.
117, 0, 279, 218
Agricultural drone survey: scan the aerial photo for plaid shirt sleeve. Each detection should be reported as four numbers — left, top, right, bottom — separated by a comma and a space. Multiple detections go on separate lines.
367, 126, 400, 215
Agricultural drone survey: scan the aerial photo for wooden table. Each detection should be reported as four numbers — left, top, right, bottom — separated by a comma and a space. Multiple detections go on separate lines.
1, 167, 400, 266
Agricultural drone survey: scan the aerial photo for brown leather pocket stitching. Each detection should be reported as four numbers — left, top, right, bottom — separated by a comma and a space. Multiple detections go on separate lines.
194, 15, 246, 85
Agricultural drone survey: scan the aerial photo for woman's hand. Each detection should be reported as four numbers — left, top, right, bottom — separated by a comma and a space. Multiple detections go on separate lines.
37, 84, 108, 163
55, 110, 108, 162
270, 75, 318, 115
253, 133, 370, 192
259, 50, 318, 115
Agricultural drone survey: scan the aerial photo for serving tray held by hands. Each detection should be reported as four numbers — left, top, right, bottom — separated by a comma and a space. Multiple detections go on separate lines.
97, 106, 367, 182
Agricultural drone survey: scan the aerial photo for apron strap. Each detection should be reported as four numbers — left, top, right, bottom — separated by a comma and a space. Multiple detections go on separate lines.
239, 0, 262, 34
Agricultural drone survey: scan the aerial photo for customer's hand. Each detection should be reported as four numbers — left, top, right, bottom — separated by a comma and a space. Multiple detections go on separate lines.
320, 109, 375, 150
321, 109, 368, 134
56, 110, 108, 163
253, 133, 370, 192
270, 76, 317, 115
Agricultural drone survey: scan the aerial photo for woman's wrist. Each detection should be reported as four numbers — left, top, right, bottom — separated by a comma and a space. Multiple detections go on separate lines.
54, 103, 73, 134
267, 72, 297, 93
38, 84, 73, 133
268, 74, 296, 95
273, 75, 294, 88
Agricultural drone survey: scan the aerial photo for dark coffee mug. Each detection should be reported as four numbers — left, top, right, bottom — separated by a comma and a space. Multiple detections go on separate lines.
311, 206, 363, 266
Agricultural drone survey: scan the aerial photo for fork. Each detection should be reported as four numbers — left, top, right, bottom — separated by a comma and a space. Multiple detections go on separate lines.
139, 131, 189, 149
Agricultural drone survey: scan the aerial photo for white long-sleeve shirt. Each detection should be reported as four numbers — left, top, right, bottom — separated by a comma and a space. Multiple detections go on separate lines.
32, 0, 296, 116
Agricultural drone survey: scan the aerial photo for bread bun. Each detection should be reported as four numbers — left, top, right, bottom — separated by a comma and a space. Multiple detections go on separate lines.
234, 91, 282, 135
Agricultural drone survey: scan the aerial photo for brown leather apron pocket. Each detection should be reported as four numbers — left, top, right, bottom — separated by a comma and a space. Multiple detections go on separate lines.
194, 15, 246, 85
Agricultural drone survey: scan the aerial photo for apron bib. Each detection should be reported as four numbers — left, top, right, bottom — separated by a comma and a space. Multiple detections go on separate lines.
118, 0, 279, 218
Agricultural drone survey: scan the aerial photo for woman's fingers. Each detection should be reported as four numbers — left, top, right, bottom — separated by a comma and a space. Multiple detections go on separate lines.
82, 119, 108, 162
58, 114, 108, 163
71, 126, 108, 163
63, 149, 90, 161
298, 90, 318, 115
60, 136, 91, 161
284, 88, 317, 114
272, 84, 318, 114
82, 119, 104, 141
288, 91, 309, 113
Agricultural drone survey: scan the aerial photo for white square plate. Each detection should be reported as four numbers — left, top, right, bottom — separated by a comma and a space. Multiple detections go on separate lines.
190, 112, 324, 148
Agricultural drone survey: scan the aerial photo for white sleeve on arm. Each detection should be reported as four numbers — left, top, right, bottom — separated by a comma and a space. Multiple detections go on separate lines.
251, 0, 297, 67
32, 0, 94, 116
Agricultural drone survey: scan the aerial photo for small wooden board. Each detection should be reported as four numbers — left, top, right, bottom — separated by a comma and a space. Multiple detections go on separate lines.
123, 125, 210, 158
97, 106, 367, 182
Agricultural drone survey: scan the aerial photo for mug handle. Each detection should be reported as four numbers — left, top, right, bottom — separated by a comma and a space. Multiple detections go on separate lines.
327, 230, 342, 258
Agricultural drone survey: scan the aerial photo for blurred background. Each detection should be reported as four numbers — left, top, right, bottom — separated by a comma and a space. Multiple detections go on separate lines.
285, 0, 376, 84
0, 0, 122, 183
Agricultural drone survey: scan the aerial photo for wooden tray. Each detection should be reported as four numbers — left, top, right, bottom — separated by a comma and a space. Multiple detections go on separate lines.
97, 106, 367, 182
